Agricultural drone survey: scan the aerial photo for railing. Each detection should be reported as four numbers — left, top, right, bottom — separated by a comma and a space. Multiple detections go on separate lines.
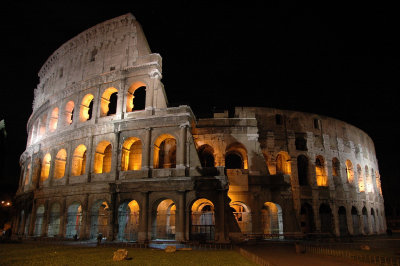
304, 244, 400, 266
237, 247, 274, 266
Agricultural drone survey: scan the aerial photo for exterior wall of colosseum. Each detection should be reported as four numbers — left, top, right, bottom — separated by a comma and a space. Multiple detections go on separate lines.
12, 13, 385, 243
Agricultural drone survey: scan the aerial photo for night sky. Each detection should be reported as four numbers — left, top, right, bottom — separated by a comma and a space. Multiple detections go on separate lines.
0, 3, 398, 201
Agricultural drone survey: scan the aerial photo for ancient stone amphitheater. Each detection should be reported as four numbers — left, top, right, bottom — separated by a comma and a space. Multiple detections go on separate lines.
13, 13, 385, 243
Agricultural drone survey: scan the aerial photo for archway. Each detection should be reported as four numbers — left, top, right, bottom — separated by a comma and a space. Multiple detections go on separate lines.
190, 198, 215, 241
315, 155, 328, 186
34, 205, 45, 236
351, 207, 360, 235
90, 201, 110, 239
121, 137, 142, 171
261, 202, 283, 238
79, 94, 94, 122
297, 155, 309, 186
117, 200, 140, 241
66, 203, 82, 238
225, 142, 248, 169
100, 87, 118, 117
54, 149, 67, 179
338, 206, 348, 236
276, 152, 291, 175
71, 145, 87, 176
230, 201, 252, 234
153, 135, 176, 169
319, 204, 333, 234
198, 144, 215, 167
40, 153, 51, 182
65, 100, 74, 125
362, 207, 369, 234
47, 203, 61, 237
49, 107, 59, 132
300, 203, 314, 234
152, 199, 176, 240
371, 208, 377, 234
94, 141, 112, 174
126, 82, 146, 112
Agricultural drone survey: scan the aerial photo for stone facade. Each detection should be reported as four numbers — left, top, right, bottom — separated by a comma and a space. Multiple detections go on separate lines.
13, 13, 385, 243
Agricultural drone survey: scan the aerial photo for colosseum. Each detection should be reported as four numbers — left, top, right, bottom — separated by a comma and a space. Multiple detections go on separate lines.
12, 13, 386, 243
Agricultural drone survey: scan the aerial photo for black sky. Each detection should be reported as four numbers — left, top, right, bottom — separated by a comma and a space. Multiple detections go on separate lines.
0, 2, 398, 200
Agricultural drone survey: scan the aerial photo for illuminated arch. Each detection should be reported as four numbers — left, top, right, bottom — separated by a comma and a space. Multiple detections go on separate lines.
152, 199, 176, 240
121, 137, 142, 171
71, 145, 87, 176
54, 149, 67, 179
79, 94, 94, 122
230, 201, 252, 234
126, 81, 146, 112
24, 162, 31, 186
90, 200, 110, 239
48, 202, 61, 237
276, 151, 291, 175
65, 101, 74, 125
40, 153, 51, 181
100, 87, 118, 117
345, 160, 354, 184
94, 141, 112, 174
38, 114, 47, 138
225, 142, 248, 169
49, 107, 59, 132
315, 155, 328, 186
261, 202, 283, 238
66, 202, 82, 238
190, 198, 215, 241
153, 134, 176, 169
365, 165, 373, 193
117, 200, 140, 241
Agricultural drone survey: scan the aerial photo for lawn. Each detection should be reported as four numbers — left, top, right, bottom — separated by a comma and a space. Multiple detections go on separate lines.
0, 243, 256, 265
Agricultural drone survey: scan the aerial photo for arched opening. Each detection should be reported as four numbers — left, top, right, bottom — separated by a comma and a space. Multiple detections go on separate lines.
94, 141, 112, 174
338, 206, 348, 236
71, 145, 87, 176
371, 208, 377, 234
79, 94, 94, 122
351, 207, 360, 235
24, 162, 31, 186
54, 149, 67, 179
121, 137, 142, 171
38, 114, 47, 137
90, 201, 110, 239
225, 143, 248, 169
40, 153, 51, 182
346, 160, 354, 184
190, 198, 215, 241
126, 82, 146, 112
315, 155, 328, 186
332, 157, 341, 186
65, 101, 74, 125
319, 204, 333, 234
153, 134, 176, 169
66, 203, 82, 238
365, 166, 373, 193
152, 199, 176, 240
34, 205, 45, 236
100, 87, 118, 117
297, 155, 309, 186
276, 152, 291, 175
295, 136, 307, 151
47, 203, 61, 237
230, 201, 252, 234
300, 203, 314, 234
261, 202, 283, 238
49, 107, 59, 132
117, 200, 140, 242
362, 207, 369, 234
198, 144, 215, 167
357, 165, 365, 192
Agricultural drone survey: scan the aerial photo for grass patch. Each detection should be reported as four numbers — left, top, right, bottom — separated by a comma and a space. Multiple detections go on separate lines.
0, 243, 256, 265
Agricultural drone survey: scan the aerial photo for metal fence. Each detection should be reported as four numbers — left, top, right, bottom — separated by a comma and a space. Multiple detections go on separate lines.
304, 245, 400, 266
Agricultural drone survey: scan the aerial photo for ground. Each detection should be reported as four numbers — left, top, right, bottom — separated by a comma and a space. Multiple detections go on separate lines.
0, 243, 255, 266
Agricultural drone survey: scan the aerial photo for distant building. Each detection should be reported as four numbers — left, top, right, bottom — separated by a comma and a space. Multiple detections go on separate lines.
13, 14, 385, 242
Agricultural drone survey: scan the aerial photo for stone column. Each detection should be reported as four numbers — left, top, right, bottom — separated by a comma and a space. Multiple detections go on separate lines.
346, 205, 354, 235
142, 128, 152, 172
138, 192, 149, 243
145, 70, 161, 111
175, 191, 186, 242
43, 200, 50, 236
59, 198, 67, 238
80, 194, 89, 240
177, 124, 187, 168
332, 205, 340, 237
215, 190, 226, 242
28, 200, 37, 236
